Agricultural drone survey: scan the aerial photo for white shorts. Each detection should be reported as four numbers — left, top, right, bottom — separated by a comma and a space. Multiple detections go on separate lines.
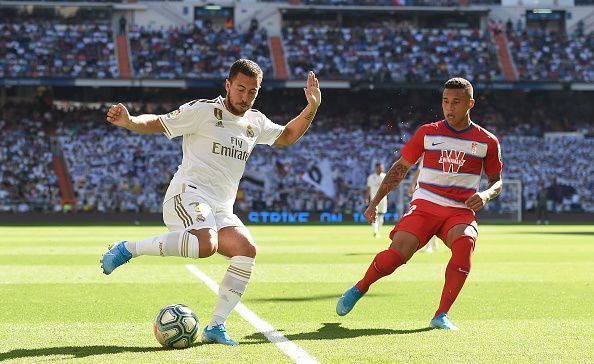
162, 191, 244, 232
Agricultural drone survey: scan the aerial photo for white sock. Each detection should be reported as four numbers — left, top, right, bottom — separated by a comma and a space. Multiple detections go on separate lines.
208, 256, 255, 328
372, 221, 379, 233
377, 214, 384, 231
125, 231, 199, 258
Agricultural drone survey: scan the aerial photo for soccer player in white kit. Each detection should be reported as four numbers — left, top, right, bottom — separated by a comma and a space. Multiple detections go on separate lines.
100, 59, 322, 345
365, 163, 387, 238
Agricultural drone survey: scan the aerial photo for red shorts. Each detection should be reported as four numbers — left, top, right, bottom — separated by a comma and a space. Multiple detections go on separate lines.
390, 199, 477, 249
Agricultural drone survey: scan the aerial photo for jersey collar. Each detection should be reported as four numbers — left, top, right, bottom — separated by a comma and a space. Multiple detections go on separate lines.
218, 95, 242, 121
444, 119, 474, 134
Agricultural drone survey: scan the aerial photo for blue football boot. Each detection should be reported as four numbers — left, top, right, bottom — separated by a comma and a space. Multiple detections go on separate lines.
202, 323, 239, 346
430, 312, 460, 330
336, 286, 364, 316
101, 241, 132, 275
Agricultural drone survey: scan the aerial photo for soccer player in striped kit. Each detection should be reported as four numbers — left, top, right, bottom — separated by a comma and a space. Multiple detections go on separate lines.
101, 59, 321, 345
337, 78, 503, 330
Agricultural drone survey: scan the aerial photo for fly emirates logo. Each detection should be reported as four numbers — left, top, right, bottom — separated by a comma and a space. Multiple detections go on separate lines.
212, 137, 250, 162
439, 150, 466, 173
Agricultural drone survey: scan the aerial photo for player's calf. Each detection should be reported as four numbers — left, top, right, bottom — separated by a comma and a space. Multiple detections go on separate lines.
435, 234, 475, 318
190, 229, 217, 258
123, 230, 217, 259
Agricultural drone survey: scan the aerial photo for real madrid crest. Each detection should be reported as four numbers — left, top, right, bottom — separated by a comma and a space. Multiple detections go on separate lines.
189, 202, 206, 222
214, 108, 223, 121
246, 124, 255, 138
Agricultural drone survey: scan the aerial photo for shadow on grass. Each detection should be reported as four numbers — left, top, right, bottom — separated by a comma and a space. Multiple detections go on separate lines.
243, 322, 433, 343
0, 345, 167, 361
247, 293, 388, 303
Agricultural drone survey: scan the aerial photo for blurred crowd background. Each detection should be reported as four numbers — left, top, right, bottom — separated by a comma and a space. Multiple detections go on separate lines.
0, 2, 592, 219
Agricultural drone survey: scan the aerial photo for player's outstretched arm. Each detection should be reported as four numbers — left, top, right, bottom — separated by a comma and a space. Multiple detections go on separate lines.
465, 172, 503, 212
274, 71, 321, 147
364, 158, 412, 223
106, 103, 165, 134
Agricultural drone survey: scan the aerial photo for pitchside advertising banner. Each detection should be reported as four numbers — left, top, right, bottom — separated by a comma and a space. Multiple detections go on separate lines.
239, 211, 401, 224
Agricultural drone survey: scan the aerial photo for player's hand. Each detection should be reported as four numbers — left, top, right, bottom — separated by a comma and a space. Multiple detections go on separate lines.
465, 192, 489, 212
106, 103, 132, 129
304, 71, 321, 108
363, 204, 378, 224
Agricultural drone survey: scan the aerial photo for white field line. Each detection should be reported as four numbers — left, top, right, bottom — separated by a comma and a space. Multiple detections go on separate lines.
185, 264, 319, 364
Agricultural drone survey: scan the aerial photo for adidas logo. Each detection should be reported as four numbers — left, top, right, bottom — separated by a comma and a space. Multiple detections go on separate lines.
215, 120, 224, 128
229, 289, 243, 297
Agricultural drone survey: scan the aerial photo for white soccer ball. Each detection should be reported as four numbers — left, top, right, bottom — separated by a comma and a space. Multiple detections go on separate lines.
153, 304, 199, 349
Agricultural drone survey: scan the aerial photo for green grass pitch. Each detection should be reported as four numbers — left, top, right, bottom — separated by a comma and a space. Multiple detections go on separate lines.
0, 224, 592, 363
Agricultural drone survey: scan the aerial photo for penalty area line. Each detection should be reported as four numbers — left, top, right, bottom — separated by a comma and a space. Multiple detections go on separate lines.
185, 264, 319, 364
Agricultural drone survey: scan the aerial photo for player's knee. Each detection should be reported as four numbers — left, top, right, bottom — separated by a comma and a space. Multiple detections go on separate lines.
190, 229, 218, 258
201, 240, 218, 258
242, 242, 258, 258
464, 225, 478, 240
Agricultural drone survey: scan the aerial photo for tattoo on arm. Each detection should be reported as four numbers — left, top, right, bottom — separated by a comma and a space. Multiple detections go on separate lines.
372, 161, 410, 203
304, 110, 316, 122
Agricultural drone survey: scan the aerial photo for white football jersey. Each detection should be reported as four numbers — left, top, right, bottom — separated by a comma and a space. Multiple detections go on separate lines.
367, 172, 386, 198
367, 172, 388, 212
159, 96, 285, 207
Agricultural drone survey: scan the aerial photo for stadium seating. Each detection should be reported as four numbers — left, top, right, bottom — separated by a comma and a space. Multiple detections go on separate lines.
507, 29, 593, 82
0, 105, 60, 212
282, 21, 504, 82
0, 21, 118, 78
38, 105, 594, 214
128, 23, 273, 79
2, 13, 592, 84
2, 94, 592, 213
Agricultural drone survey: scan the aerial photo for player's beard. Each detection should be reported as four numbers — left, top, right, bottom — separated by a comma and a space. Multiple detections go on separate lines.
225, 94, 250, 116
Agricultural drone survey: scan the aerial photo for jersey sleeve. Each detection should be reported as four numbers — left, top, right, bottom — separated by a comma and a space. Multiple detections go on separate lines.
366, 175, 372, 188
158, 101, 206, 140
256, 114, 285, 146
400, 125, 428, 165
484, 136, 503, 177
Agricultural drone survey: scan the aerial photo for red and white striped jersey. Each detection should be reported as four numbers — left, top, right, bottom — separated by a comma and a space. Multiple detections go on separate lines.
402, 120, 502, 208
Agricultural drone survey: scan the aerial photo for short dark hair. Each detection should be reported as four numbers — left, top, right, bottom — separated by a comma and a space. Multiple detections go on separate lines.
444, 77, 473, 99
228, 59, 263, 82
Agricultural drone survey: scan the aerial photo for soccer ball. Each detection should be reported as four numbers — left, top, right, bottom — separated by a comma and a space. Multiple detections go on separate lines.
153, 304, 199, 349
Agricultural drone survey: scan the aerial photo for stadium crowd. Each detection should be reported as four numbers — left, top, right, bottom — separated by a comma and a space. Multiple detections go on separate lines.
266, 0, 499, 5
2, 9, 593, 84
129, 21, 273, 79
1, 95, 591, 215
0, 21, 118, 79
282, 21, 503, 82
0, 103, 60, 212
507, 28, 594, 82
